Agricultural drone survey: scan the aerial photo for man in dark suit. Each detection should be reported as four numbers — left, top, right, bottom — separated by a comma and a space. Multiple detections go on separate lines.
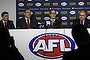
62, 24, 90, 60
17, 8, 38, 29
72, 10, 90, 28
45, 9, 61, 29
0, 11, 15, 29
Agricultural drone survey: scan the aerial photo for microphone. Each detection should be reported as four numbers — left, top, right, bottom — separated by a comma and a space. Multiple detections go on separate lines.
46, 21, 50, 26
46, 21, 50, 28
38, 22, 45, 29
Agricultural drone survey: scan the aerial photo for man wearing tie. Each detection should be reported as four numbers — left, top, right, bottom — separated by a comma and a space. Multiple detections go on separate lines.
17, 8, 38, 29
72, 10, 90, 28
45, 9, 61, 29
0, 11, 15, 29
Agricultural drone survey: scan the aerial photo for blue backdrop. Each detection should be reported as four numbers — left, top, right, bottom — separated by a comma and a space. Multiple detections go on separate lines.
16, 0, 90, 28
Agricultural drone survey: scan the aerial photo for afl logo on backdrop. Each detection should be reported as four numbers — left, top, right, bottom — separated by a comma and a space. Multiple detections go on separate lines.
29, 33, 75, 59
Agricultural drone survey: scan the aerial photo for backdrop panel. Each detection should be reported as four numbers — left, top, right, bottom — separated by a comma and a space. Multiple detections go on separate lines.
16, 0, 90, 28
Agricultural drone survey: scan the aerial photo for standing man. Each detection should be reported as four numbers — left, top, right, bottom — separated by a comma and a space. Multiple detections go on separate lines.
45, 9, 61, 29
0, 11, 15, 29
72, 10, 90, 28
17, 8, 38, 29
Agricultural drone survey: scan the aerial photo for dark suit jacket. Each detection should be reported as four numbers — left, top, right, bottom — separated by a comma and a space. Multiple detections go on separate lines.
45, 19, 61, 29
72, 19, 90, 28
0, 20, 15, 29
17, 16, 38, 29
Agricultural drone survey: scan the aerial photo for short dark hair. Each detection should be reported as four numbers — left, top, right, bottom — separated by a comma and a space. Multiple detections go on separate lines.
49, 9, 56, 14
1, 11, 9, 17
24, 8, 31, 12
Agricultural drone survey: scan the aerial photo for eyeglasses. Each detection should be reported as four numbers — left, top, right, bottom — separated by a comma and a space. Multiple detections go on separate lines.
50, 13, 56, 14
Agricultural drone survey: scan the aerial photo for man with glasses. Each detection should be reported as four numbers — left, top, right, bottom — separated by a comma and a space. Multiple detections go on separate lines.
45, 9, 61, 29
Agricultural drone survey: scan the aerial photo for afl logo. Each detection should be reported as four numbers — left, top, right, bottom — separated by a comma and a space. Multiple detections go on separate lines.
44, 17, 50, 20
18, 3, 24, 7
87, 16, 90, 20
70, 11, 76, 15
61, 2, 67, 6
61, 16, 67, 20
78, 2, 84, 6
29, 33, 75, 59
35, 3, 41, 7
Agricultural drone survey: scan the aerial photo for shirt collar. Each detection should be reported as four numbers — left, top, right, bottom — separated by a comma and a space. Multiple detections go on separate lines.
80, 20, 85, 25
50, 19, 55, 22
25, 17, 30, 23
2, 19, 7, 23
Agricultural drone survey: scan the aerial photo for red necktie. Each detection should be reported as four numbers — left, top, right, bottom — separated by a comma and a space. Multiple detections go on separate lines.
27, 20, 30, 29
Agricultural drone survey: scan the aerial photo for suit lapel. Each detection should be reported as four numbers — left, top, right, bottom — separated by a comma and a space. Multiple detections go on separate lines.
84, 20, 88, 26
0, 20, 4, 27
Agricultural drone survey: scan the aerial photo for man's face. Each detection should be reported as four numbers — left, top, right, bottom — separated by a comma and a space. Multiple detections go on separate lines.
2, 14, 9, 21
24, 10, 31, 19
49, 10, 56, 19
79, 12, 86, 20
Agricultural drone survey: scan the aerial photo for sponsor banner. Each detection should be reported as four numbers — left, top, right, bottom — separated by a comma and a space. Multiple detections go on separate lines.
16, 0, 90, 28
53, 2, 59, 6
35, 11, 42, 15
69, 16, 76, 20
61, 22, 68, 26
36, 17, 42, 20
60, 11, 68, 15
27, 3, 33, 6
